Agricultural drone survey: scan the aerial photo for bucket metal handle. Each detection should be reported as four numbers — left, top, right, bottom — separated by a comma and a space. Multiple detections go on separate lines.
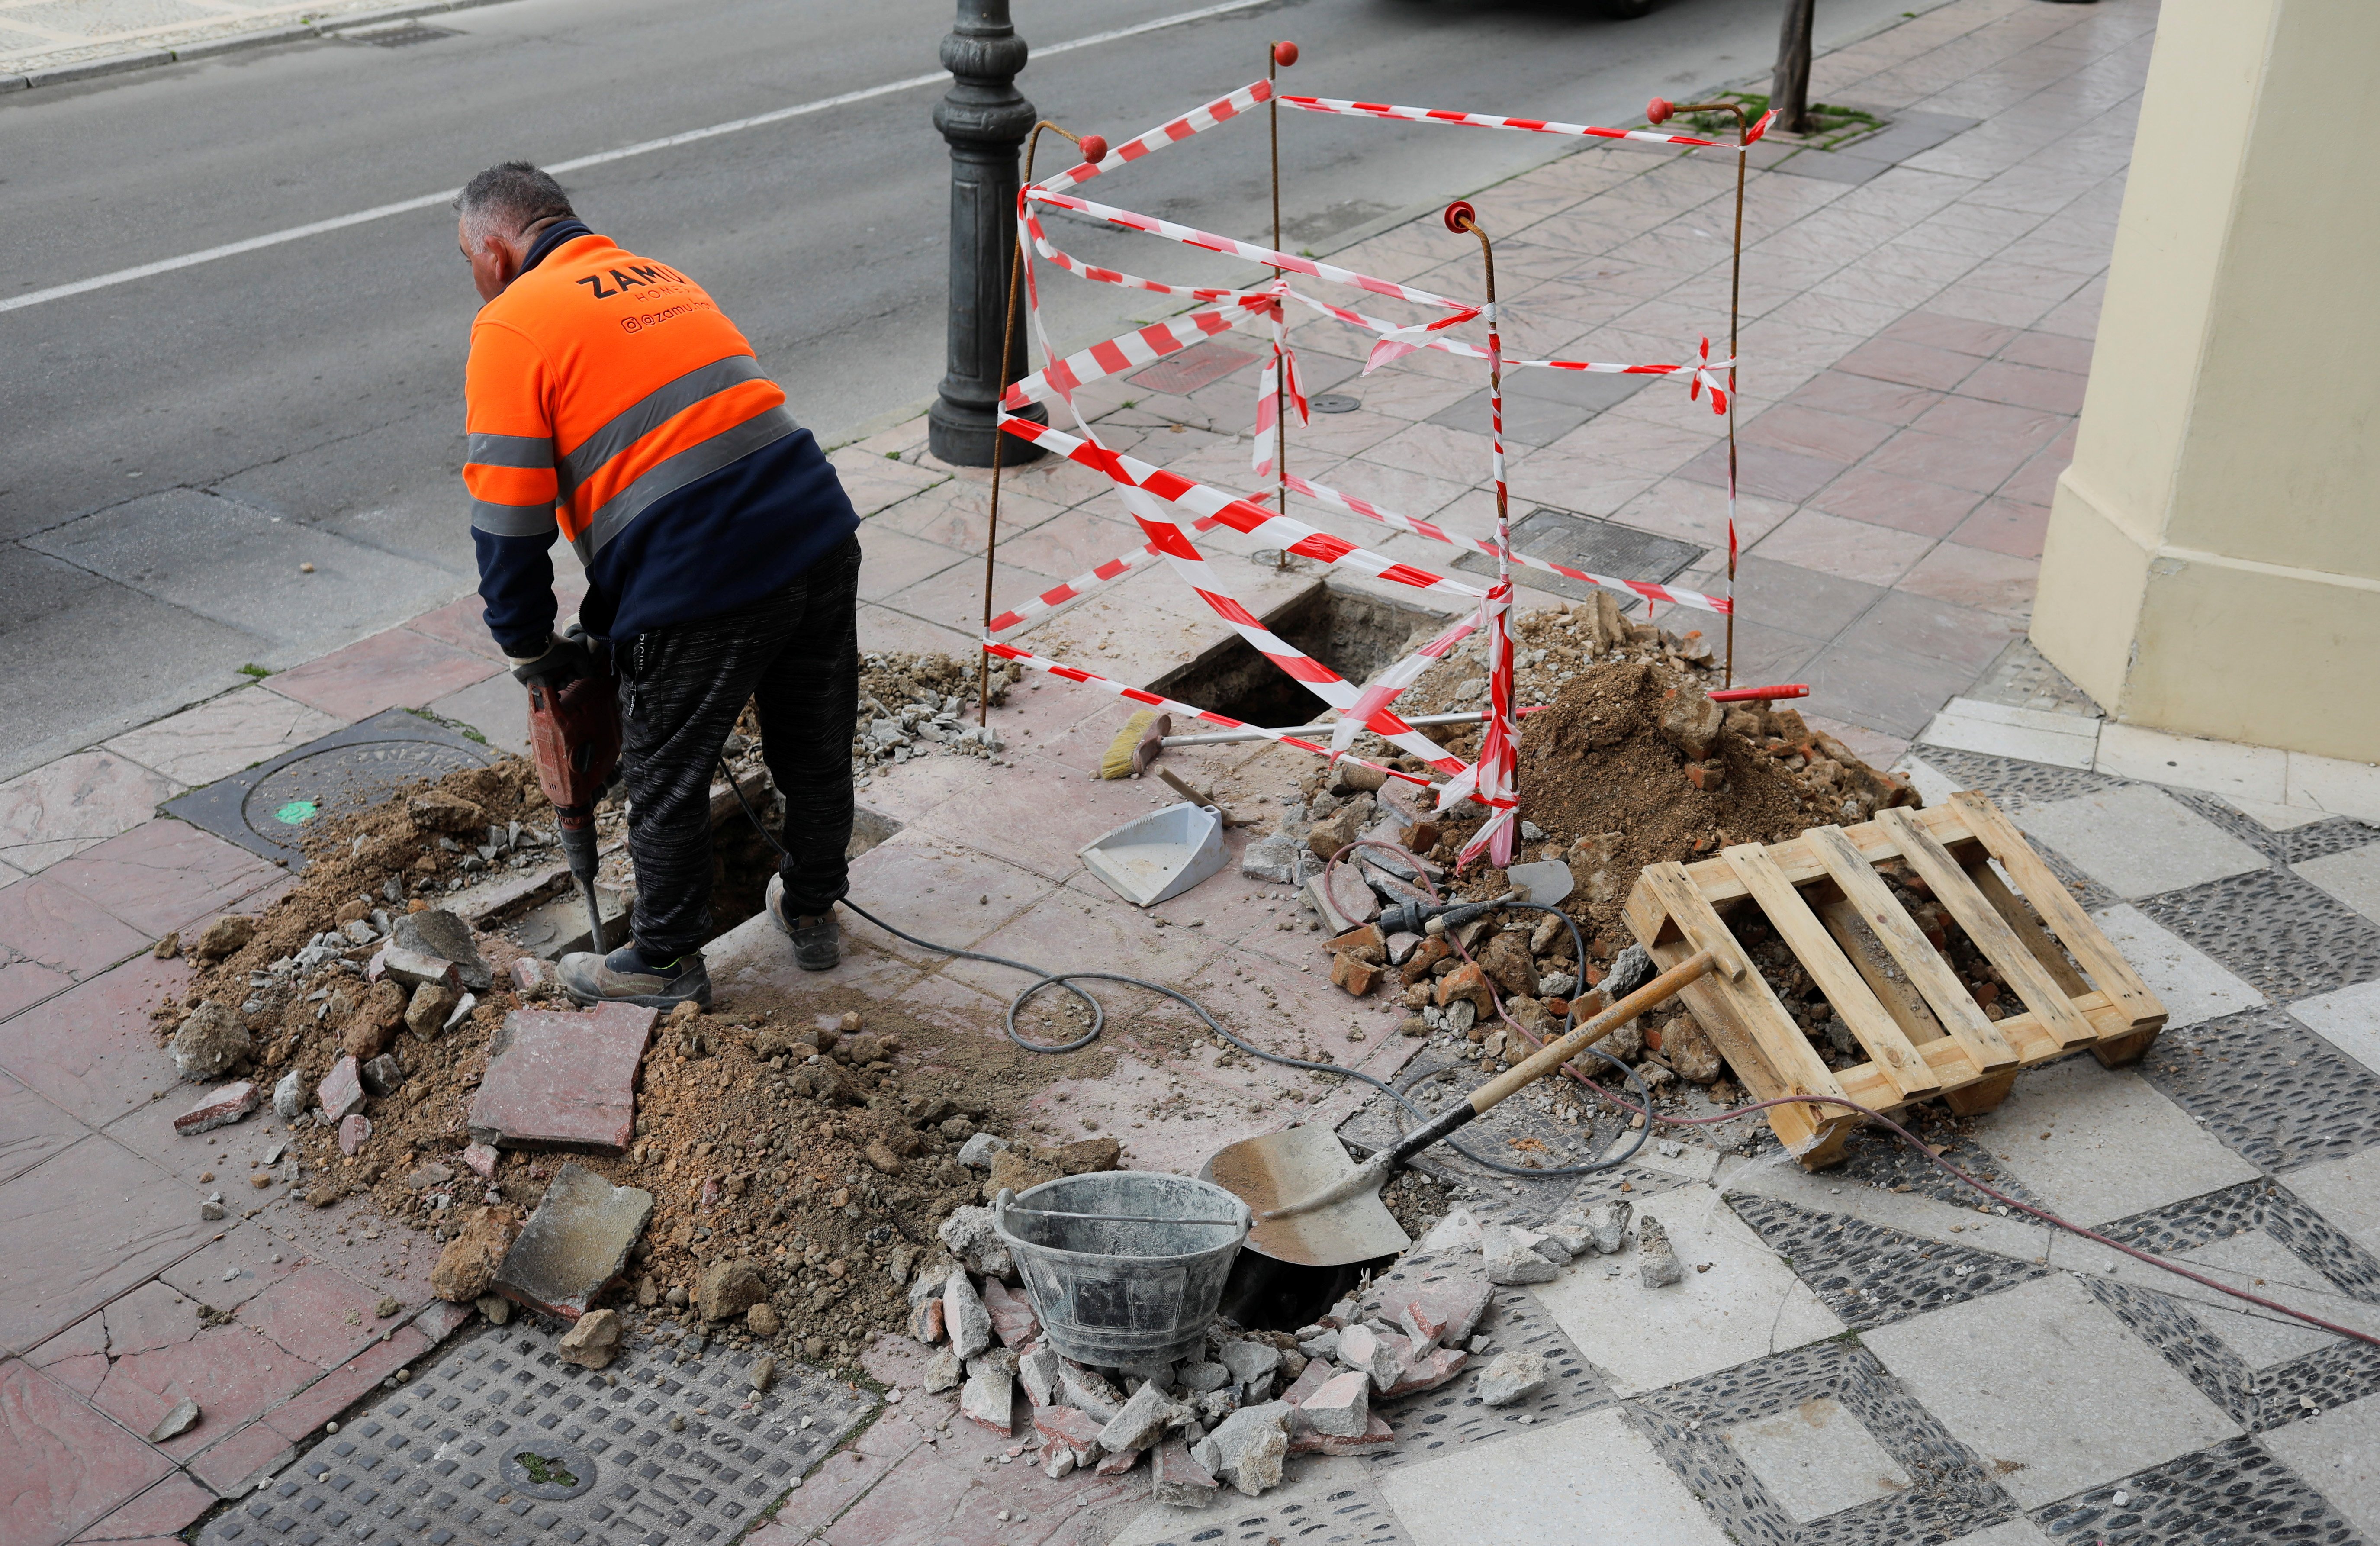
995, 1186, 1253, 1244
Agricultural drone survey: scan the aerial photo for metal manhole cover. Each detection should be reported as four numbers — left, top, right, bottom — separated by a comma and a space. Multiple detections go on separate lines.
1130, 341, 1258, 396
499, 1438, 600, 1499
163, 707, 497, 869
1453, 506, 1705, 605
1311, 392, 1361, 414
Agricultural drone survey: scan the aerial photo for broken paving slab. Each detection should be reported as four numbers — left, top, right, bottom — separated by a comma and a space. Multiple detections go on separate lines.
493, 1160, 654, 1320
391, 908, 493, 992
468, 1002, 656, 1151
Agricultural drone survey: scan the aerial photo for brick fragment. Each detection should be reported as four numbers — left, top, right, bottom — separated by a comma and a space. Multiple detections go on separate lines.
174, 1080, 259, 1136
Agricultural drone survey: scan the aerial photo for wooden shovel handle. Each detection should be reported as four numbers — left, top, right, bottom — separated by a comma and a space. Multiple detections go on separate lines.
1467, 950, 1716, 1114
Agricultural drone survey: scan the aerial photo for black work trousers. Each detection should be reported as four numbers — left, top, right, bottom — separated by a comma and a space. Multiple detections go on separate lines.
614, 533, 861, 957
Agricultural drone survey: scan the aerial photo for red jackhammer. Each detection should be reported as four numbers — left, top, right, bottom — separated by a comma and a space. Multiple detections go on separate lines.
524, 660, 622, 953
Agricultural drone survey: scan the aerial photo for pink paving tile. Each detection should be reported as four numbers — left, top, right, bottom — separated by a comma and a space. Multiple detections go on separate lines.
1675, 438, 1848, 503
911, 751, 1190, 885
1749, 510, 1938, 588
1998, 444, 2071, 506
183, 1416, 293, 1498
1787, 370, 1946, 426
26, 1315, 108, 1399
1834, 336, 1981, 392
1949, 496, 2053, 558
398, 589, 549, 663
259, 627, 502, 723
42, 820, 279, 940
0, 878, 154, 983
69, 1472, 215, 1541
1862, 427, 2040, 493
1997, 329, 2095, 374
759, 1407, 928, 1542
0, 753, 181, 878
1896, 541, 2040, 620
1878, 309, 2019, 357
99, 689, 345, 792
0, 959, 73, 1024
835, 831, 1064, 972
468, 1001, 656, 1151
0, 1137, 211, 1354
1908, 393, 2069, 451
0, 1359, 174, 1546
816, 1434, 1138, 1546
1806, 467, 1983, 537
99, 1280, 209, 1360
1955, 358, 2087, 414
857, 528, 972, 603
259, 1323, 428, 1444
235, 1263, 391, 1370
89, 1322, 322, 1460
1738, 403, 1899, 464
0, 953, 192, 1128
932, 879, 1219, 1005
157, 1224, 306, 1314
0, 1069, 84, 1185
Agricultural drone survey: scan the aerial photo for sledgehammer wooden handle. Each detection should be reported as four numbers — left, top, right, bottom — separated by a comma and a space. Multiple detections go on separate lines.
1381, 950, 1719, 1164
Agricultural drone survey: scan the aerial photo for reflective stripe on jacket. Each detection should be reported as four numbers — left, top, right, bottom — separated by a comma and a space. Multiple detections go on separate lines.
462, 234, 798, 565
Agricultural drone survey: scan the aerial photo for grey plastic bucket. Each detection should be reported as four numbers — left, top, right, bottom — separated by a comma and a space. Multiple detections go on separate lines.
994, 1172, 1252, 1367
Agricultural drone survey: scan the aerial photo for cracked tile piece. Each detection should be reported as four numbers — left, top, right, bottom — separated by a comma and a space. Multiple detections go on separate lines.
493, 1160, 654, 1320
468, 1002, 655, 1151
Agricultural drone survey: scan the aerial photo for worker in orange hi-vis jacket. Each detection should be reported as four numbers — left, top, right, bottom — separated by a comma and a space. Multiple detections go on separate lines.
455, 161, 859, 1008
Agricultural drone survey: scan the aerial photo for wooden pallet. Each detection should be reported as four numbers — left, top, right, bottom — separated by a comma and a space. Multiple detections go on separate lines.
1621, 790, 2167, 1167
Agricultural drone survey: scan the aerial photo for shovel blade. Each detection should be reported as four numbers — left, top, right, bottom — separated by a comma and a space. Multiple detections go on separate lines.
1200, 1125, 1412, 1269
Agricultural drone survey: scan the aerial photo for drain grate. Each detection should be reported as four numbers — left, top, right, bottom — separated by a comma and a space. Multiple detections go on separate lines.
163, 707, 497, 870
196, 1324, 874, 1546
1452, 507, 1704, 606
1129, 341, 1258, 396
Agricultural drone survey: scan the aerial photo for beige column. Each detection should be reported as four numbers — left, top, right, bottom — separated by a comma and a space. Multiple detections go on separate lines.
2032, 0, 2380, 764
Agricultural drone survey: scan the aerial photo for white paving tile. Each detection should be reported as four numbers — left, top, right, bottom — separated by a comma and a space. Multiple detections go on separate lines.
2279, 1144, 2380, 1259
2289, 752, 2380, 827
2087, 903, 2263, 1029
2295, 844, 2380, 928
2226, 795, 2338, 832
1942, 1522, 2059, 1546
102, 683, 344, 789
2016, 784, 2267, 899
2289, 981, 2380, 1081
1865, 1273, 2240, 1510
2261, 1392, 2380, 1540
1724, 1395, 1911, 1522
1532, 1184, 1844, 1396
1965, 1060, 2260, 1227
1920, 697, 2101, 770
2096, 721, 2289, 804
1378, 1407, 1733, 1546
2168, 1230, 2345, 1369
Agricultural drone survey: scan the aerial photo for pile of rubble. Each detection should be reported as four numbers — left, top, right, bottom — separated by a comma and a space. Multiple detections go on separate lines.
852, 651, 1021, 771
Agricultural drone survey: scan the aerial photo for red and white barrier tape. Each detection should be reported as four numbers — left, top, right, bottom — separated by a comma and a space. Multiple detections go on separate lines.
1035, 79, 1275, 197
1280, 94, 1775, 151
1000, 300, 1271, 411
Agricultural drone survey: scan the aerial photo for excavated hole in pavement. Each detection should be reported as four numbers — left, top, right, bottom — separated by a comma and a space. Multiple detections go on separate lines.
1148, 580, 1456, 727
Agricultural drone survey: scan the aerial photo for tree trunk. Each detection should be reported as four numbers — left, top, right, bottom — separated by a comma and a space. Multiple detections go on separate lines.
1772, 0, 1817, 136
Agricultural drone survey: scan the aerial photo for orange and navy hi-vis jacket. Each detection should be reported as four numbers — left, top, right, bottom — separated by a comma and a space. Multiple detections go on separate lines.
463, 222, 858, 655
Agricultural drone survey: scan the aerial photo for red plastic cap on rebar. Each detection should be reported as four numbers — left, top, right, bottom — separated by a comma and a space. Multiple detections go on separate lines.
1646, 96, 1674, 124
1443, 200, 1476, 234
1077, 134, 1108, 164
1273, 40, 1299, 66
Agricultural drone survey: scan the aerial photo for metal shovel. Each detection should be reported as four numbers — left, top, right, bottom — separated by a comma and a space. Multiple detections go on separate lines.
1199, 944, 1717, 1267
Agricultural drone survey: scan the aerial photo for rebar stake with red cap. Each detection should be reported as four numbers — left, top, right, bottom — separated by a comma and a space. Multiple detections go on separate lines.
1267, 40, 1299, 568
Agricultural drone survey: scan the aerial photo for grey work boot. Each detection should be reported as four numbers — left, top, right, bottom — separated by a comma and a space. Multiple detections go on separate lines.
556, 943, 712, 1009
765, 875, 840, 971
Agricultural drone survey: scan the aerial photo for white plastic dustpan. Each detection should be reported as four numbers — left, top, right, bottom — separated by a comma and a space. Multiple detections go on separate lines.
1078, 802, 1227, 908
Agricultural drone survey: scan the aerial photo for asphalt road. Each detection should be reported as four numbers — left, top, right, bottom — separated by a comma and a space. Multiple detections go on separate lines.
0, 0, 1932, 779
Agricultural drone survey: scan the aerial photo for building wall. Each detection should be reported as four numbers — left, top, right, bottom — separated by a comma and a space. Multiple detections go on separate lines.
2032, 0, 2380, 762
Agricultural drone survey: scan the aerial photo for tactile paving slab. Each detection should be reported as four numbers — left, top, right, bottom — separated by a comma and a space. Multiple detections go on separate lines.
165, 706, 497, 869
1452, 506, 1703, 605
196, 1324, 874, 1546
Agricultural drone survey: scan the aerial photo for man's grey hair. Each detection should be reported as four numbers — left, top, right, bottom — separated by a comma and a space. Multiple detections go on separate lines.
455, 161, 575, 241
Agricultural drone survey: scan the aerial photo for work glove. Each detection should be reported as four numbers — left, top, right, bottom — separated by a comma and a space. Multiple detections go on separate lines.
509, 631, 598, 688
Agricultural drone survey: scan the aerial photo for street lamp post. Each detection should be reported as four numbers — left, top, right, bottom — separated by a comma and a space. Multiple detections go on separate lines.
928, 0, 1045, 466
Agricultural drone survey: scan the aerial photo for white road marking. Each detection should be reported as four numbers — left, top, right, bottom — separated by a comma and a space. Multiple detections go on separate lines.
0, 0, 1276, 314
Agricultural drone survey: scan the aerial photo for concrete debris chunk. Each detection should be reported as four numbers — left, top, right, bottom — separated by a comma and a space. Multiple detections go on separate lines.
171, 1002, 250, 1082
944, 1269, 993, 1361
956, 1133, 1009, 1170
1191, 1401, 1290, 1497
173, 1080, 259, 1136
477, 1294, 511, 1325
271, 1068, 304, 1121
193, 915, 255, 960
148, 1396, 202, 1443
1032, 1403, 1103, 1457
921, 1350, 962, 1393
392, 908, 492, 992
1475, 1350, 1548, 1407
1539, 1216, 1595, 1259
1288, 1413, 1397, 1456
1177, 1359, 1229, 1395
1336, 1324, 1401, 1395
981, 1278, 1040, 1348
556, 1307, 621, 1369
404, 983, 457, 1039
359, 1053, 404, 1099
1483, 1224, 1560, 1285
1396, 1275, 1492, 1350
958, 1360, 1015, 1434
431, 1207, 519, 1303
1043, 1445, 1076, 1480
908, 1292, 945, 1344
696, 1259, 770, 1321
338, 1114, 371, 1155
937, 1205, 1015, 1280
1588, 1199, 1633, 1255
1296, 1370, 1370, 1437
1059, 1363, 1123, 1424
1525, 1228, 1573, 1266
1638, 1214, 1684, 1287
492, 1161, 654, 1319
1099, 1379, 1174, 1453
1217, 1337, 1281, 1401
379, 945, 460, 992
1385, 1341, 1468, 1399
1017, 1345, 1064, 1409
1151, 1437, 1220, 1506
1238, 833, 1305, 885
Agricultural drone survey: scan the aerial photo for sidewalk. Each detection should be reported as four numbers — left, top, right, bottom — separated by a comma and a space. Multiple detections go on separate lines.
7, 1, 2380, 1543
